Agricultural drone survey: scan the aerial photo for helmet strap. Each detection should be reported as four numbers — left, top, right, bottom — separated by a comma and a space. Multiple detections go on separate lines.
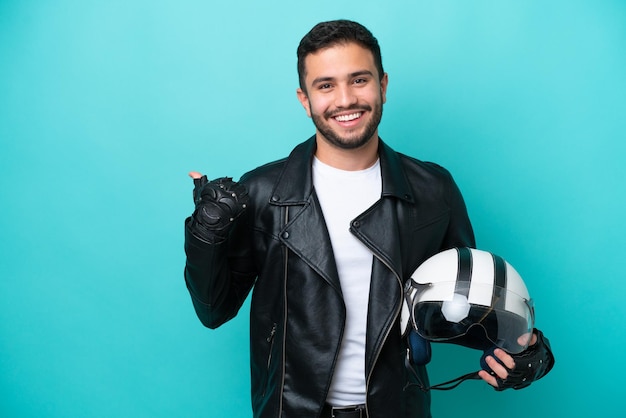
404, 354, 481, 392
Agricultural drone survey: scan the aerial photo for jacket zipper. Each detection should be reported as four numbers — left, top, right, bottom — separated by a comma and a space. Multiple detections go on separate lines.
365, 252, 404, 418
277, 206, 289, 417
262, 322, 277, 397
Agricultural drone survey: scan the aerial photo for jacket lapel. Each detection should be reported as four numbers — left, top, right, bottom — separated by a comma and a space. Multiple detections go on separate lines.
269, 137, 342, 293
349, 141, 415, 372
351, 140, 413, 280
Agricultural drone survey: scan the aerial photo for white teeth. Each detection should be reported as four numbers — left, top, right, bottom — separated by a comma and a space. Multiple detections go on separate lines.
335, 112, 361, 122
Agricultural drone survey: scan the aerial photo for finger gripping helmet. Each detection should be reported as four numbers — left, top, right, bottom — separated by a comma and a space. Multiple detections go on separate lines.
403, 247, 535, 354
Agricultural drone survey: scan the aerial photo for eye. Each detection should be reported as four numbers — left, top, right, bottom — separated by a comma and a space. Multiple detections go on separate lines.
353, 78, 368, 85
319, 83, 332, 90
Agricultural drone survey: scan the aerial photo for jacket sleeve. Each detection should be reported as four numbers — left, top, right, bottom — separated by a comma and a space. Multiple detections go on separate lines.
183, 212, 257, 329
442, 172, 476, 249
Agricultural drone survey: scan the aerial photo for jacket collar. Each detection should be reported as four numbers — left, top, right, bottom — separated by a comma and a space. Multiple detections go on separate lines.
270, 135, 415, 205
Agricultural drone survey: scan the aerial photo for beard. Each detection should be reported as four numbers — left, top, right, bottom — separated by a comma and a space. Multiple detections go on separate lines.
310, 98, 383, 150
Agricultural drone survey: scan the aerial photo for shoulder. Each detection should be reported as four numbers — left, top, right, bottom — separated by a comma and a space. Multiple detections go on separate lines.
379, 139, 454, 184
238, 136, 315, 201
240, 157, 287, 192
398, 152, 454, 181
390, 148, 462, 202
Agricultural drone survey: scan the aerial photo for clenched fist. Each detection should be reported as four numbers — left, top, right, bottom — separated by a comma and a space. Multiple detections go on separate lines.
187, 173, 249, 244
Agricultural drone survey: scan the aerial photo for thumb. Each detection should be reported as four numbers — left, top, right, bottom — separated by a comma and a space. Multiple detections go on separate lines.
188, 171, 203, 179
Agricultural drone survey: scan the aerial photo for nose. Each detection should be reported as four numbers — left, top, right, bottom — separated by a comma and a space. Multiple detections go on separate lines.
334, 84, 358, 108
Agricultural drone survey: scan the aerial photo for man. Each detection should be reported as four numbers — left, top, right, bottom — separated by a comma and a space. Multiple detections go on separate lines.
184, 20, 553, 418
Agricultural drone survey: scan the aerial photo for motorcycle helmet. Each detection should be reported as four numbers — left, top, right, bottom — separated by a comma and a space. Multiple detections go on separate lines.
402, 247, 535, 354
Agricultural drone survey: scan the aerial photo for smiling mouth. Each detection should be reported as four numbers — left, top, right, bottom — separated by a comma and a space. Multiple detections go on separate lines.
334, 112, 362, 122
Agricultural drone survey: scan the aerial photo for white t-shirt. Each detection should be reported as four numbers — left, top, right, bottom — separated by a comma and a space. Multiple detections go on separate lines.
312, 156, 382, 406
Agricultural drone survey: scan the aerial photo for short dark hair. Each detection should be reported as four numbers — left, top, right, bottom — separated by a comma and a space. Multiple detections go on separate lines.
297, 20, 384, 91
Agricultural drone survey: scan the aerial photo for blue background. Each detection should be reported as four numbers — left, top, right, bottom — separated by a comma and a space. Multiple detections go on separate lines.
1, 1, 625, 417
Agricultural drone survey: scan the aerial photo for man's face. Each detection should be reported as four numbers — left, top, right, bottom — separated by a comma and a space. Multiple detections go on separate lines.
297, 42, 388, 150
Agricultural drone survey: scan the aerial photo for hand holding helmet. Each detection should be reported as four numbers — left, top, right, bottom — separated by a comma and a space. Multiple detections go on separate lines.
480, 329, 554, 391
402, 247, 554, 391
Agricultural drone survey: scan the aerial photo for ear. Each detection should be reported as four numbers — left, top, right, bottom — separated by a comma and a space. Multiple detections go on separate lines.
380, 72, 389, 104
296, 88, 312, 118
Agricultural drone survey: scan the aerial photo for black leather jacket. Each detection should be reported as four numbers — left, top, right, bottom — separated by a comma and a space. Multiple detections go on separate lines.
184, 136, 475, 418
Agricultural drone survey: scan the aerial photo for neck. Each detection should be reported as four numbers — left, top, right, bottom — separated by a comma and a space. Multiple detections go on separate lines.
314, 134, 379, 171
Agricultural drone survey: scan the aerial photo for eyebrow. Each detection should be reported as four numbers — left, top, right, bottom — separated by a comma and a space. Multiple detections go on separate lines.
311, 70, 375, 86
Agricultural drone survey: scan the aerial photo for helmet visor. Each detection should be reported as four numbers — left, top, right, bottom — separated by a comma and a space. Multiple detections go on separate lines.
409, 281, 535, 354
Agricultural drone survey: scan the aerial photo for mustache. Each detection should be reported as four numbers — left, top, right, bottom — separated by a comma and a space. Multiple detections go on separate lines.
324, 104, 372, 119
